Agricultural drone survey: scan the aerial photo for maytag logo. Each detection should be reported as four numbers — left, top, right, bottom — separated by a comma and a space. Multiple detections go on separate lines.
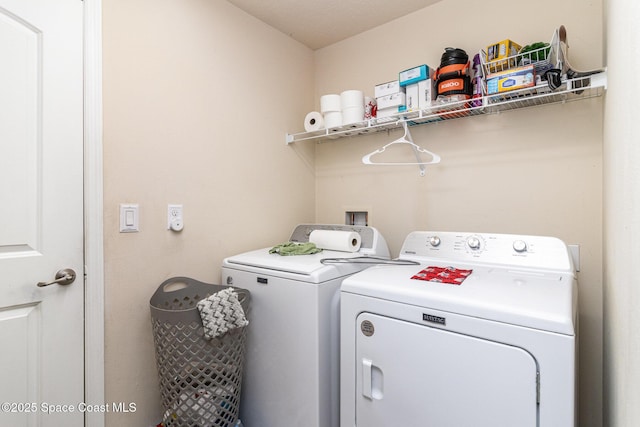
423, 313, 446, 326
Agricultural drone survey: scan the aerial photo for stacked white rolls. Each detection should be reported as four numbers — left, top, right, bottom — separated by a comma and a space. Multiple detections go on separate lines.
340, 90, 365, 125
304, 90, 373, 133
320, 94, 342, 128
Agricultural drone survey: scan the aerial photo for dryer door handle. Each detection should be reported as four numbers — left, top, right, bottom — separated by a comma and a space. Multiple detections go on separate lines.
362, 358, 373, 399
362, 358, 384, 400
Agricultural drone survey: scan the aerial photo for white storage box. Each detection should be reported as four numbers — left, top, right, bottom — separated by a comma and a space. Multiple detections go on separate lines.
376, 107, 402, 119
405, 84, 420, 112
418, 79, 434, 110
376, 92, 406, 110
406, 80, 434, 112
374, 80, 404, 98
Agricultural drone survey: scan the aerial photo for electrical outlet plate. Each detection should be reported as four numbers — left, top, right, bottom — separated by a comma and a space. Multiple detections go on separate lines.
167, 204, 183, 230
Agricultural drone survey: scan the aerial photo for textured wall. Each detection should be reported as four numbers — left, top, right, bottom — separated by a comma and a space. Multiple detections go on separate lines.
102, 0, 315, 424
313, 1, 604, 425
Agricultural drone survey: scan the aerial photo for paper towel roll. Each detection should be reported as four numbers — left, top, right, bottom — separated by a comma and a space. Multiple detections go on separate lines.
340, 90, 364, 109
342, 106, 364, 125
309, 230, 361, 252
304, 111, 325, 132
323, 111, 342, 128
320, 94, 341, 113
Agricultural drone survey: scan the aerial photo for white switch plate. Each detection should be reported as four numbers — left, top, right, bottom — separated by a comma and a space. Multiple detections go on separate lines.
119, 204, 139, 233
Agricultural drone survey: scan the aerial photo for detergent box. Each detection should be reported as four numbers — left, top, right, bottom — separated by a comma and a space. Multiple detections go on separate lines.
486, 65, 535, 95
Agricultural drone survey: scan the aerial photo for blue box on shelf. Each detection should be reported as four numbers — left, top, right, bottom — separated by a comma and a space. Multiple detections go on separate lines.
399, 64, 432, 87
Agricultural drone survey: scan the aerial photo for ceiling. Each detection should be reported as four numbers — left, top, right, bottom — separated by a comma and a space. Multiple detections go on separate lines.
226, 0, 442, 50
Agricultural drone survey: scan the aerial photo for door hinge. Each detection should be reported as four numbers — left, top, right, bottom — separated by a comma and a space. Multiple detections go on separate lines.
536, 371, 540, 404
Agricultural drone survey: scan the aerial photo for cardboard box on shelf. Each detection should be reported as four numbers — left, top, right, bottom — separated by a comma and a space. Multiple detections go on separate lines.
399, 64, 433, 87
376, 92, 406, 110
405, 79, 435, 112
486, 65, 535, 94
374, 80, 404, 98
486, 39, 522, 73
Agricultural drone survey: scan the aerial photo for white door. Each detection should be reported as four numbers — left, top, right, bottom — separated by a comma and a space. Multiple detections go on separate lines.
355, 313, 538, 427
0, 0, 84, 425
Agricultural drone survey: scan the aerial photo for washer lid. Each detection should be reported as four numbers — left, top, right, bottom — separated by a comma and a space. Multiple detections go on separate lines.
223, 248, 372, 283
341, 262, 576, 335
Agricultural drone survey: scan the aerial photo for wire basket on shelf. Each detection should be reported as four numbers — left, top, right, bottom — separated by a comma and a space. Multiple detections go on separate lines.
481, 29, 561, 76
479, 29, 562, 105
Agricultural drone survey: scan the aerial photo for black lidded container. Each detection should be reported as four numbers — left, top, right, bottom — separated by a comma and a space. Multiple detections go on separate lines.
439, 47, 469, 70
435, 47, 472, 100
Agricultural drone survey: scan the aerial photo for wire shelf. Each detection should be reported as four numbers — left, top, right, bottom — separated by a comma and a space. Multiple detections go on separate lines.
286, 71, 606, 145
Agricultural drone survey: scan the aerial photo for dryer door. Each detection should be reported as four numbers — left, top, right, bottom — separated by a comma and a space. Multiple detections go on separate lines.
355, 313, 538, 427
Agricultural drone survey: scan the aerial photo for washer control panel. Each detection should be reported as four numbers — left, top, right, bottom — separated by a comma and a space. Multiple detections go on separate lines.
402, 231, 573, 271
466, 235, 482, 251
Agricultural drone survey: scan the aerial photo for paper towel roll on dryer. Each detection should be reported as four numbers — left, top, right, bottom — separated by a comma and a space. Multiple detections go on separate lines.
309, 230, 362, 252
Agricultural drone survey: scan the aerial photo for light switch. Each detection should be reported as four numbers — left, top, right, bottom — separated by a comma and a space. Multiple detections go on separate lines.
125, 210, 135, 226
120, 204, 139, 233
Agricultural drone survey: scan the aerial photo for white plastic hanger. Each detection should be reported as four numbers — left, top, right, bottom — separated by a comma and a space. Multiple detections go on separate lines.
361, 120, 441, 176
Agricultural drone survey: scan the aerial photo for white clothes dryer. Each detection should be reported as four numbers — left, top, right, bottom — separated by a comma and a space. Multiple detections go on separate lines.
340, 231, 578, 427
222, 224, 389, 427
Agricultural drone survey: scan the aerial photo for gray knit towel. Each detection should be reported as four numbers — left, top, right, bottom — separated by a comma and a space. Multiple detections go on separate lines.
197, 288, 248, 339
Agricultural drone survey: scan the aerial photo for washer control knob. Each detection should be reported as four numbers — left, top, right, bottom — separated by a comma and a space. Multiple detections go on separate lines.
429, 236, 441, 247
467, 236, 481, 250
513, 240, 527, 253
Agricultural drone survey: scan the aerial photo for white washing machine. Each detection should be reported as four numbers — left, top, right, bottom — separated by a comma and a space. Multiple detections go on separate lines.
340, 231, 578, 427
221, 224, 390, 427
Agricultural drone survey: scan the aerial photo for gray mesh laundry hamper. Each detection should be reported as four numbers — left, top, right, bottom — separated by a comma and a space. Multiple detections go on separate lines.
150, 277, 250, 427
